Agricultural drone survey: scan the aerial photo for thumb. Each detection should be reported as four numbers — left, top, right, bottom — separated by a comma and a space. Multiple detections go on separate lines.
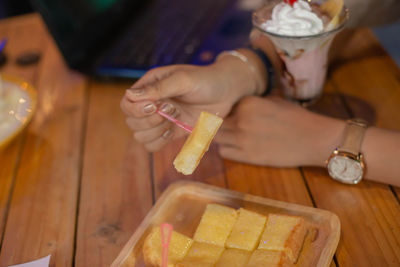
126, 70, 194, 102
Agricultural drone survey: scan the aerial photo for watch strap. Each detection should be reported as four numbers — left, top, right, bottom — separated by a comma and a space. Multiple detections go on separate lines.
339, 118, 368, 155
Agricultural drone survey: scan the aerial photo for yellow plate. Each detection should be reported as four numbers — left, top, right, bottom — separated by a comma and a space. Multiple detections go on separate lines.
0, 74, 37, 150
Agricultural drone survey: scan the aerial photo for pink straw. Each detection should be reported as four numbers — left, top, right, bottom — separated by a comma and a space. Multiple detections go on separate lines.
157, 110, 193, 133
160, 223, 173, 267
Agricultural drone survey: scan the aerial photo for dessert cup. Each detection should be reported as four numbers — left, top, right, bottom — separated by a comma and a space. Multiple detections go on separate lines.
253, 0, 349, 105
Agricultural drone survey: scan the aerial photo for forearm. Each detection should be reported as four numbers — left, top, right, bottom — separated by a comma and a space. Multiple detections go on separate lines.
311, 115, 400, 186
211, 48, 269, 103
362, 127, 400, 185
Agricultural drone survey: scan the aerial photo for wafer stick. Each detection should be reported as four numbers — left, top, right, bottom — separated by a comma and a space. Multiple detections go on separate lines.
172, 111, 223, 175
321, 0, 344, 30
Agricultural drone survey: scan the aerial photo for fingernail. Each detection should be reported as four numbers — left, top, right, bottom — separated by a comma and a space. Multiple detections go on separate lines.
126, 88, 144, 97
143, 103, 156, 114
171, 109, 180, 118
160, 103, 175, 114
162, 129, 173, 139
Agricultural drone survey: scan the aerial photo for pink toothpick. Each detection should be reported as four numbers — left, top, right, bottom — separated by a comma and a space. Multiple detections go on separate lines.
160, 223, 173, 267
157, 110, 193, 133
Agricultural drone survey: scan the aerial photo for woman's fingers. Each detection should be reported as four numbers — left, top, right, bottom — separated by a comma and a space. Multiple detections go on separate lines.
121, 93, 178, 118
125, 68, 196, 102
142, 127, 176, 152
126, 115, 163, 131
120, 96, 157, 117
125, 103, 179, 130
133, 119, 174, 143
130, 65, 184, 90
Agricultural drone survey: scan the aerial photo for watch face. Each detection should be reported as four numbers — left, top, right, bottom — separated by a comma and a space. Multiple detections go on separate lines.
328, 155, 363, 183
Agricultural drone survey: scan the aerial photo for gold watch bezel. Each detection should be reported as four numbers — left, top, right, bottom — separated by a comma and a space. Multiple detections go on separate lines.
326, 149, 365, 184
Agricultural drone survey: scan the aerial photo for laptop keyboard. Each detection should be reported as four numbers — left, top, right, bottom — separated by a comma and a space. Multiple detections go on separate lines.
101, 0, 234, 69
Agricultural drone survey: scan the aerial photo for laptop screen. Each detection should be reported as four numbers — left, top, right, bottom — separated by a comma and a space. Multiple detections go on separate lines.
31, 0, 144, 70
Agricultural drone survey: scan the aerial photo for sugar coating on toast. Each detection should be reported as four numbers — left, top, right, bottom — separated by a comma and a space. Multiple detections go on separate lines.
143, 226, 193, 267
141, 204, 308, 267
226, 208, 267, 251
247, 250, 293, 267
193, 204, 237, 246
258, 214, 307, 263
215, 248, 252, 267
176, 242, 224, 267
173, 111, 223, 175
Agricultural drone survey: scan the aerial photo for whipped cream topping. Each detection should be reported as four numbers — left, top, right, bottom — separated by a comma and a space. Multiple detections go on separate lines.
261, 0, 324, 36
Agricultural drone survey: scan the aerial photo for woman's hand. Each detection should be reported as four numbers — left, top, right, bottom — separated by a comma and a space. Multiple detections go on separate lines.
120, 52, 262, 151
215, 96, 345, 167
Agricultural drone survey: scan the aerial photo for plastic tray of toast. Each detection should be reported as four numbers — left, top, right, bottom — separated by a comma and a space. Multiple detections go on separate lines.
112, 181, 340, 267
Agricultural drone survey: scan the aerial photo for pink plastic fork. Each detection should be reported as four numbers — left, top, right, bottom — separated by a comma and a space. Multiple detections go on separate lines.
160, 223, 173, 267
157, 110, 193, 133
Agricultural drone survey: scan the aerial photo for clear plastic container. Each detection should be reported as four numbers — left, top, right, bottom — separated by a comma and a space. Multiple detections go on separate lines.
112, 181, 340, 267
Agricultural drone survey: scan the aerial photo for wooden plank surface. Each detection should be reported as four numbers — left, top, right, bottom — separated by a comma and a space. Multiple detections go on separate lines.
75, 82, 153, 267
0, 14, 399, 267
224, 161, 313, 206
0, 139, 22, 243
0, 14, 45, 245
303, 28, 400, 267
0, 21, 22, 245
0, 14, 87, 266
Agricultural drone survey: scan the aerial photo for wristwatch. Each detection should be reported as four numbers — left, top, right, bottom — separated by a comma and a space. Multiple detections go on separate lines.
326, 118, 368, 184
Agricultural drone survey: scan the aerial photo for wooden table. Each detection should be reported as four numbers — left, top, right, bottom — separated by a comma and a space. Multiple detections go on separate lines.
0, 13, 399, 267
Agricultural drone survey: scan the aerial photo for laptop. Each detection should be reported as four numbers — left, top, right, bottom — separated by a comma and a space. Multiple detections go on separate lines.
31, 0, 261, 79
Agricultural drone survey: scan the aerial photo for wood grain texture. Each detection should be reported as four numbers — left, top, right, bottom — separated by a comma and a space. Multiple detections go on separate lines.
75, 82, 153, 267
394, 187, 400, 203
0, 138, 22, 243
0, 14, 87, 266
0, 14, 46, 245
224, 160, 313, 206
303, 28, 400, 267
0, 14, 399, 267
305, 169, 400, 267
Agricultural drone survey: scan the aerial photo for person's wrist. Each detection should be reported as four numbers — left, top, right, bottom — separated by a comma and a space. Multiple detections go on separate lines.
211, 54, 259, 102
307, 115, 346, 167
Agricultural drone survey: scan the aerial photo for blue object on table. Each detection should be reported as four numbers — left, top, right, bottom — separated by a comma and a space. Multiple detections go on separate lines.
0, 38, 7, 66
0, 38, 7, 52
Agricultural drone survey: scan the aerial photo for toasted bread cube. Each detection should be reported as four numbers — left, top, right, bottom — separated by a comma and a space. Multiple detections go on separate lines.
173, 111, 223, 175
247, 250, 293, 267
258, 214, 307, 263
215, 248, 252, 267
176, 242, 224, 267
143, 226, 193, 267
193, 204, 237, 246
226, 208, 267, 251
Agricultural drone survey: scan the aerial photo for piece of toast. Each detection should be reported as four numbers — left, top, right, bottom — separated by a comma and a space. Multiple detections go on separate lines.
226, 208, 267, 251
215, 248, 252, 267
193, 204, 237, 246
142, 226, 193, 267
258, 214, 307, 263
176, 242, 225, 267
247, 250, 293, 267
173, 111, 223, 175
